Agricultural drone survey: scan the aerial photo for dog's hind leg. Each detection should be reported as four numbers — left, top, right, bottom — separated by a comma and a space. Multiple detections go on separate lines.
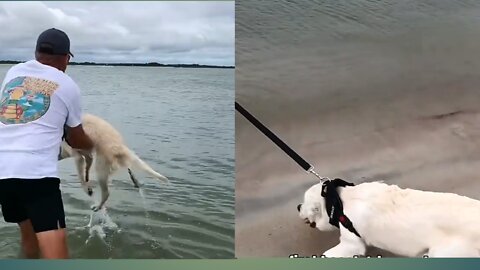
91, 158, 111, 212
128, 168, 140, 188
91, 171, 110, 212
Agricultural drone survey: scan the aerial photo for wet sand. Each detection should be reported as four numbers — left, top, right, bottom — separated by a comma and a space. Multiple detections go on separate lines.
235, 0, 480, 258
236, 106, 480, 257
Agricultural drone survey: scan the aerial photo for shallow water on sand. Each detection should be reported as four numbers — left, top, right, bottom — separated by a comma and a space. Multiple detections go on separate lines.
236, 0, 480, 257
0, 64, 234, 258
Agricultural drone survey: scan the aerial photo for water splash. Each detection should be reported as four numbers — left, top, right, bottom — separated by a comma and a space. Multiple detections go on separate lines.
138, 185, 162, 250
77, 182, 169, 253
85, 207, 120, 246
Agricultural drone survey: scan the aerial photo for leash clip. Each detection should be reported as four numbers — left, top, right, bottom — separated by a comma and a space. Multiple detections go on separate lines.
307, 166, 330, 182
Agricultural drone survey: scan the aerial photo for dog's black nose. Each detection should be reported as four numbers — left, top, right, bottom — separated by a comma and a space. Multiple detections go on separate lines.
297, 204, 302, 212
310, 222, 316, 228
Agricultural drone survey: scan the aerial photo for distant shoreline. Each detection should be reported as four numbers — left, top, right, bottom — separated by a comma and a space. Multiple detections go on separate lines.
0, 60, 234, 69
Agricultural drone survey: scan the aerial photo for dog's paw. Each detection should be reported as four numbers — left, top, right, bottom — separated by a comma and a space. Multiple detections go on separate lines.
323, 246, 359, 258
81, 184, 94, 197
322, 249, 339, 258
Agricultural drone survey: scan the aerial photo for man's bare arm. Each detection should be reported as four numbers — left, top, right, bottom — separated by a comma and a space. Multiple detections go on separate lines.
65, 125, 94, 150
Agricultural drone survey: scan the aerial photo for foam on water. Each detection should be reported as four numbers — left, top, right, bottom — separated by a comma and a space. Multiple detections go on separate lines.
82, 183, 153, 247
85, 208, 120, 246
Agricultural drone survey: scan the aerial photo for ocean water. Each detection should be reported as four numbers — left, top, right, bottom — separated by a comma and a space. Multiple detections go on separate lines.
0, 64, 234, 258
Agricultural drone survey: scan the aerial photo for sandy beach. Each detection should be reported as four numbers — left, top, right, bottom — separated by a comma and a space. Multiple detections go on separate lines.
236, 0, 480, 257
236, 107, 480, 257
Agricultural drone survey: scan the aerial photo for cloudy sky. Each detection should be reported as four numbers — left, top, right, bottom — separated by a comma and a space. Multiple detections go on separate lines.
0, 1, 234, 66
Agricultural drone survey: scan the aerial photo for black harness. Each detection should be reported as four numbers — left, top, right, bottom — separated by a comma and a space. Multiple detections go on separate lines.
321, 178, 361, 238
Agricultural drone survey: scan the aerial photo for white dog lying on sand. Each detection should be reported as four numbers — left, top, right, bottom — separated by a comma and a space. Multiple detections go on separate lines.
298, 179, 480, 257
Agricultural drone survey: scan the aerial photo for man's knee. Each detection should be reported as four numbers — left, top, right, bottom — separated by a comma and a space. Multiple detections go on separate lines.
36, 228, 69, 259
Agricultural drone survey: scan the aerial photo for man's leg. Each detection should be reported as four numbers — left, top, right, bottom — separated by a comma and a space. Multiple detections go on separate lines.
36, 228, 68, 259
25, 178, 69, 259
18, 220, 39, 259
0, 180, 39, 259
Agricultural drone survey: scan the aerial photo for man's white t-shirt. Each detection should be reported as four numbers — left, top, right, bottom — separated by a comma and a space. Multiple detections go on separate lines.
0, 60, 82, 179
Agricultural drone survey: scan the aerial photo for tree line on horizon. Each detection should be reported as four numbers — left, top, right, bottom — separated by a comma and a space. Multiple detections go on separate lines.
0, 60, 234, 69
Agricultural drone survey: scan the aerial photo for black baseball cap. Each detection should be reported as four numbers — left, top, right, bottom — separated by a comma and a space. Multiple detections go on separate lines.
36, 28, 74, 57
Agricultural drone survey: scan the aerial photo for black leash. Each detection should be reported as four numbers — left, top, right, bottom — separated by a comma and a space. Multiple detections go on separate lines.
235, 101, 361, 238
235, 101, 328, 181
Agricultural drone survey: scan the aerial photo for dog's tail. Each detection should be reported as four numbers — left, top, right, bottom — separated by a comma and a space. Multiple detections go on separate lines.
127, 149, 168, 182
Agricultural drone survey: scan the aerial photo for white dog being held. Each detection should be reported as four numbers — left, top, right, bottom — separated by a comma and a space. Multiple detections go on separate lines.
59, 113, 168, 211
298, 181, 480, 257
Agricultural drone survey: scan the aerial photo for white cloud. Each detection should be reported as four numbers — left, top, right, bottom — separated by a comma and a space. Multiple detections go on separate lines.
0, 1, 234, 65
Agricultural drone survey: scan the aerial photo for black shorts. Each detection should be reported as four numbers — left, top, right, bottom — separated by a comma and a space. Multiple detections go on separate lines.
0, 177, 66, 233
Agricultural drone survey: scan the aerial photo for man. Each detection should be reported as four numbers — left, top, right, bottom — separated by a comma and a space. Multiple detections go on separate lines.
0, 28, 94, 259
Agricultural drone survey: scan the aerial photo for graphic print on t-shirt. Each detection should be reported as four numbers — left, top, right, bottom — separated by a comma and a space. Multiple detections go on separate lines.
0, 76, 59, 124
